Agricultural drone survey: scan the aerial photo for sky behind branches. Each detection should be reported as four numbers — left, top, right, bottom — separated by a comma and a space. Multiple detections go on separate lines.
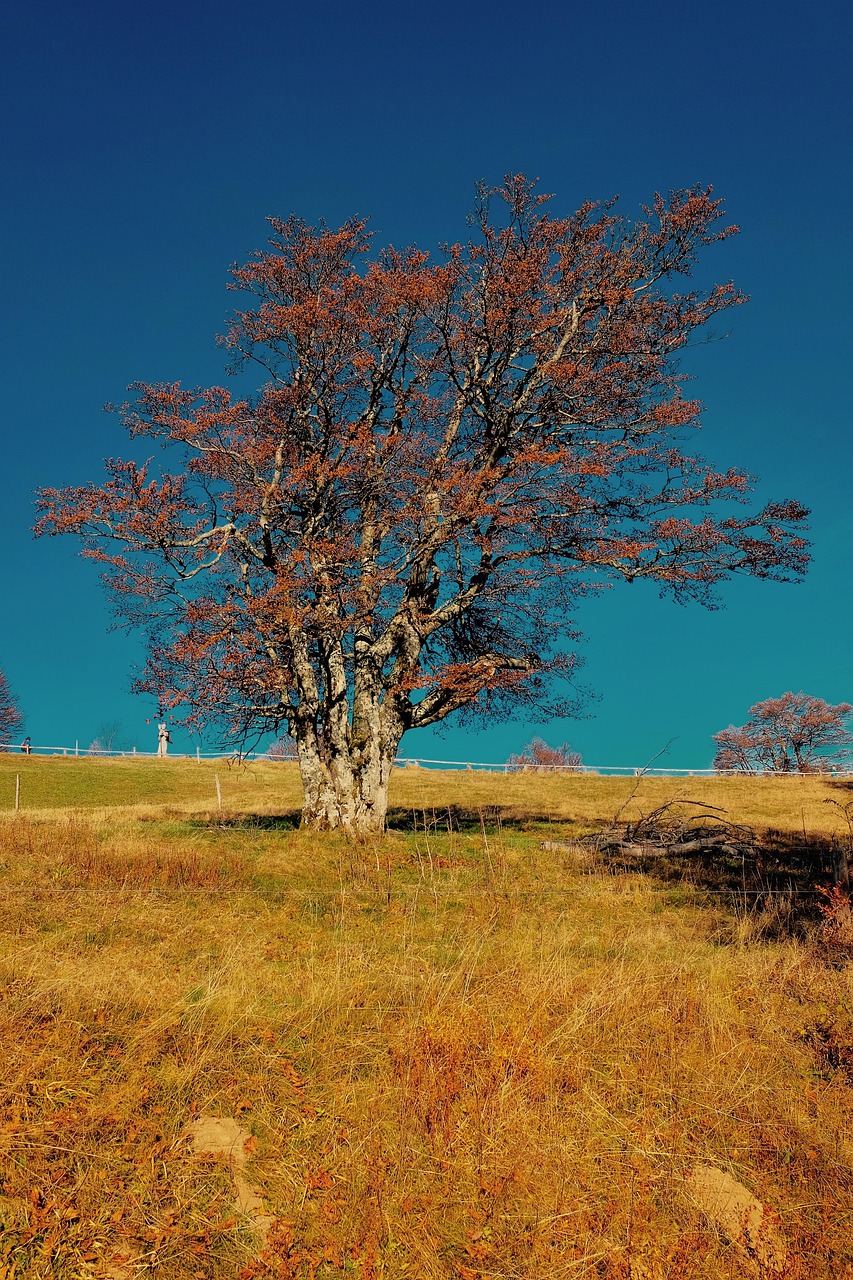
2, 0, 850, 766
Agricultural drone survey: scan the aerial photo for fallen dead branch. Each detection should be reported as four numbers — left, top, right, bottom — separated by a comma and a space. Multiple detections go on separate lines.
573, 798, 762, 862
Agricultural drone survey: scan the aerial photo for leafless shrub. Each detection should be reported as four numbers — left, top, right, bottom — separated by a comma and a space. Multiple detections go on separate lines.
506, 737, 582, 773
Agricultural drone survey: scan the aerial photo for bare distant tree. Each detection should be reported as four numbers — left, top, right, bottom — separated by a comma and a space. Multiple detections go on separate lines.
507, 737, 582, 772
88, 721, 130, 756
0, 667, 24, 750
101, 721, 129, 753
267, 735, 298, 761
713, 693, 853, 774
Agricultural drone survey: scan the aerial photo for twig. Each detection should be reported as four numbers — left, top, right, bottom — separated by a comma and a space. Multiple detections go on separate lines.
610, 739, 676, 827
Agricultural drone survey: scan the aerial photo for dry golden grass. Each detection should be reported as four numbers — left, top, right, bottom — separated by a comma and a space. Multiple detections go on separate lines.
3, 753, 853, 840
389, 767, 853, 841
1, 771, 852, 1277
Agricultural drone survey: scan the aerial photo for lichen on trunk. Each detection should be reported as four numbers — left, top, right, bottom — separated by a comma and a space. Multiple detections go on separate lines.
294, 715, 399, 835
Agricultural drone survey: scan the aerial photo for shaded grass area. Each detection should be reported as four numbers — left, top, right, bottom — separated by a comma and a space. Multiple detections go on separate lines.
0, 786, 852, 1276
590, 826, 846, 912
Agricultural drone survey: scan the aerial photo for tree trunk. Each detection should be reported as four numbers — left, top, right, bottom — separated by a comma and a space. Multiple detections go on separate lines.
295, 723, 398, 835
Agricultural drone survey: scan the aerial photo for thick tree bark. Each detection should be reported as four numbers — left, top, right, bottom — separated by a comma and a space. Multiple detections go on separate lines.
296, 744, 396, 833
294, 695, 402, 834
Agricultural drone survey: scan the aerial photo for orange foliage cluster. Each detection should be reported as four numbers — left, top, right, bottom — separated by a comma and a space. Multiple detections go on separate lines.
506, 736, 583, 771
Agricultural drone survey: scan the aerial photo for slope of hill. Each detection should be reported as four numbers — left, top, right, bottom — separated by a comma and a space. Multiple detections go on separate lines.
0, 764, 851, 1276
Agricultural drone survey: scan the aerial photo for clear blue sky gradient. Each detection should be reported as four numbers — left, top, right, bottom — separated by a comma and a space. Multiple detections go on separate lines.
2, 0, 850, 766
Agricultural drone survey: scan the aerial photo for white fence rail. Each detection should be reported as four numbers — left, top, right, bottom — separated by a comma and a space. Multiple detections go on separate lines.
1, 741, 851, 778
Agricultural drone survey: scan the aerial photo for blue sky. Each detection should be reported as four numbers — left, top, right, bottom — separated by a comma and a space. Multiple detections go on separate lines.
1, 0, 850, 766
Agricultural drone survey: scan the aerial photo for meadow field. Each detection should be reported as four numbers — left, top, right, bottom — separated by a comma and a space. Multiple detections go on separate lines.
0, 757, 851, 1278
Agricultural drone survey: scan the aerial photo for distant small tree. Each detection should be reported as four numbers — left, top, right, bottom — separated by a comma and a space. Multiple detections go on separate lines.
89, 721, 129, 756
507, 737, 582, 772
267, 735, 298, 761
0, 668, 24, 749
713, 692, 853, 774
100, 720, 129, 753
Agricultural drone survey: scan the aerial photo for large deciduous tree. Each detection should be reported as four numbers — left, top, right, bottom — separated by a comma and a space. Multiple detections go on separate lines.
36, 178, 809, 831
713, 693, 852, 774
0, 668, 24, 748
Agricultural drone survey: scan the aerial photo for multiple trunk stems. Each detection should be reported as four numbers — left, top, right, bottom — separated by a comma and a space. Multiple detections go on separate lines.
296, 741, 396, 833
293, 701, 403, 834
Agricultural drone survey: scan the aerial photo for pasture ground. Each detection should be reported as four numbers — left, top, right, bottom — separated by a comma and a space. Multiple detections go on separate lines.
0, 757, 851, 1277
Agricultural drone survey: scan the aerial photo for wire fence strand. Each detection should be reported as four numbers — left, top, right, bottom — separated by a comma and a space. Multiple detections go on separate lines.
2, 741, 852, 778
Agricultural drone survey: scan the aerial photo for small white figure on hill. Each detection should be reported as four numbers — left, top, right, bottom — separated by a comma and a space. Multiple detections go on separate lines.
157, 723, 172, 757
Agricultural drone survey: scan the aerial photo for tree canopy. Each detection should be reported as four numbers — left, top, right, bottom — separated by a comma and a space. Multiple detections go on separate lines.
713, 693, 852, 774
36, 177, 809, 830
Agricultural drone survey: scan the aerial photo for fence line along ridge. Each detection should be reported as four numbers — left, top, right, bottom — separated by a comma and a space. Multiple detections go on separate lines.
0, 741, 851, 777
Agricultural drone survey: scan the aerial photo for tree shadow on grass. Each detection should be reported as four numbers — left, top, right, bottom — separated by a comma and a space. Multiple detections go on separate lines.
385, 803, 528, 833
184, 803, 850, 931
189, 805, 531, 835
189, 811, 302, 832
599, 828, 847, 934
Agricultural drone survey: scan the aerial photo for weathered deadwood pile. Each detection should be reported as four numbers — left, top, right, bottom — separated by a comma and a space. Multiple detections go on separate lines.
543, 800, 760, 862
543, 797, 853, 894
587, 800, 759, 859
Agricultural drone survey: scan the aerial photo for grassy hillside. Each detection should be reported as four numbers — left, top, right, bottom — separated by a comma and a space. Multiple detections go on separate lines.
0, 764, 851, 1277
2, 753, 852, 838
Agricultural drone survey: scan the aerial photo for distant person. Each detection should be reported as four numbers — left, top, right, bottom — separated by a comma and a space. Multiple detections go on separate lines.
20, 736, 31, 755
157, 723, 172, 757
